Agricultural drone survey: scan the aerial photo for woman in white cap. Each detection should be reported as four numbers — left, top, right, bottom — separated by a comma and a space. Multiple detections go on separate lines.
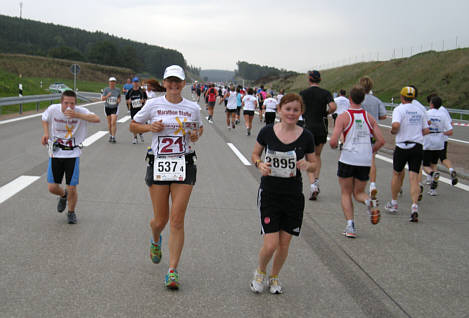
130, 65, 203, 289
101, 77, 121, 143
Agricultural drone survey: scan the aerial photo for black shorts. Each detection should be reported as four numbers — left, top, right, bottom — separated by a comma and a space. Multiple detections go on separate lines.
393, 144, 423, 173
236, 106, 241, 115
224, 100, 228, 106
226, 108, 237, 113
243, 110, 255, 116
130, 107, 142, 119
337, 161, 370, 181
313, 134, 327, 146
47, 157, 80, 186
439, 141, 448, 161
105, 107, 118, 116
423, 150, 441, 167
145, 154, 197, 186
258, 188, 304, 236
207, 101, 215, 107
265, 112, 276, 125
196, 90, 201, 96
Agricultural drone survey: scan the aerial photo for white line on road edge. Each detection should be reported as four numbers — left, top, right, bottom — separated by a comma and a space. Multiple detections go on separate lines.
0, 101, 104, 126
378, 124, 469, 145
117, 115, 131, 123
227, 143, 251, 166
82, 131, 108, 147
0, 176, 41, 204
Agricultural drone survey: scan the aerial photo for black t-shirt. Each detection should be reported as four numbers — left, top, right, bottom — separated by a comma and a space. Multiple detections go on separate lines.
126, 88, 147, 109
299, 86, 333, 136
257, 124, 315, 194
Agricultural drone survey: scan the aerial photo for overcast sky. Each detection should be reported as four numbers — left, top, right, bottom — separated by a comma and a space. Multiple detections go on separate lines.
2, 0, 469, 72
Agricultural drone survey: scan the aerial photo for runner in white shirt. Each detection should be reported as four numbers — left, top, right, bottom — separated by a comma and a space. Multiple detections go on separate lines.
242, 88, 258, 136
145, 79, 165, 99
130, 65, 203, 290
276, 89, 284, 104
385, 87, 429, 222
423, 95, 453, 195
41, 90, 100, 224
333, 89, 350, 150
263, 94, 278, 125
223, 86, 238, 129
330, 85, 384, 238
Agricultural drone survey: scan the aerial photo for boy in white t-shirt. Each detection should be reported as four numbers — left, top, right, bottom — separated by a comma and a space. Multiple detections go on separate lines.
41, 90, 100, 224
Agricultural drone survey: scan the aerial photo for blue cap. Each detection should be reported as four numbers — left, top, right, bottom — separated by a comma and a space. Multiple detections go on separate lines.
132, 77, 139, 82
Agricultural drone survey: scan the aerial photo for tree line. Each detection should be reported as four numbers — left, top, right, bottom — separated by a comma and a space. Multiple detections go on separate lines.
236, 61, 298, 82
0, 14, 198, 77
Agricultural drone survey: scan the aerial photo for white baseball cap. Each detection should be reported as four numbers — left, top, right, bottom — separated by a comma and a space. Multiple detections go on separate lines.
108, 77, 117, 82
163, 65, 185, 80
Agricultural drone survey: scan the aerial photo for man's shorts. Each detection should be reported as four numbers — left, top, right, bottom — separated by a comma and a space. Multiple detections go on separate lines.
313, 134, 327, 146
423, 149, 441, 167
105, 106, 118, 116
243, 110, 255, 116
337, 161, 370, 181
393, 144, 423, 173
439, 141, 448, 161
226, 108, 237, 113
257, 188, 304, 236
265, 112, 276, 125
145, 154, 197, 186
47, 157, 80, 186
130, 107, 142, 119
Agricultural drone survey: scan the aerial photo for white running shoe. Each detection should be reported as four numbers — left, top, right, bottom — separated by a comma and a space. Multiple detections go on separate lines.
208, 119, 214, 124
428, 189, 438, 196
250, 270, 266, 293
268, 276, 283, 294
343, 222, 357, 238
227, 126, 231, 130
385, 201, 398, 214
132, 137, 137, 144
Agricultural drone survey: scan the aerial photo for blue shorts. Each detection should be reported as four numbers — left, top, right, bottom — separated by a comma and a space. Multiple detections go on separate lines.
47, 157, 80, 186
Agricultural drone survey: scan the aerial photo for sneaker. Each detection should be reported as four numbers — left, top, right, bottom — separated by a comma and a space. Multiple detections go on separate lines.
367, 199, 380, 225
309, 183, 319, 201
385, 201, 398, 214
57, 189, 68, 213
111, 136, 116, 144
431, 172, 440, 190
235, 119, 240, 125
165, 269, 180, 289
428, 189, 438, 196
268, 276, 283, 294
140, 134, 144, 143
410, 206, 419, 223
208, 119, 214, 124
132, 137, 137, 144
451, 171, 458, 186
247, 129, 251, 136
108, 135, 112, 143
67, 212, 77, 224
418, 183, 424, 202
205, 116, 209, 121
227, 126, 231, 130
250, 269, 266, 293
370, 184, 378, 200
150, 235, 162, 264
343, 222, 357, 238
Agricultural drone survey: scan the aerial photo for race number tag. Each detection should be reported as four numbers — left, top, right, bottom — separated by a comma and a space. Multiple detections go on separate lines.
153, 156, 186, 181
157, 136, 186, 155
183, 121, 199, 131
265, 149, 297, 178
131, 99, 142, 108
107, 96, 117, 105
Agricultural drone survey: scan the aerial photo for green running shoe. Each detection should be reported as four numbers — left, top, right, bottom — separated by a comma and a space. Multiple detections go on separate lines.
165, 269, 180, 289
150, 235, 162, 264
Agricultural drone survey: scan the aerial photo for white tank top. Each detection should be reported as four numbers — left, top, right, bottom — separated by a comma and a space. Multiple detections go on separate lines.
339, 109, 373, 167
227, 90, 237, 109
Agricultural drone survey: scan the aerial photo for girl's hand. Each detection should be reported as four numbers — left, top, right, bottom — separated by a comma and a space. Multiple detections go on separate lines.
150, 120, 164, 133
259, 162, 271, 176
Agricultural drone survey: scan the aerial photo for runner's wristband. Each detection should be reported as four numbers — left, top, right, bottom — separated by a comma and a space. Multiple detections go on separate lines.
255, 159, 261, 168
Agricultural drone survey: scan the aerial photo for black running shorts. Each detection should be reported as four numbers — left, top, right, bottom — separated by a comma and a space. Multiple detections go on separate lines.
337, 161, 370, 181
47, 157, 80, 186
265, 112, 276, 125
423, 150, 441, 167
130, 107, 142, 119
243, 110, 255, 116
257, 188, 304, 236
438, 141, 448, 161
105, 107, 118, 116
393, 144, 423, 173
226, 108, 237, 113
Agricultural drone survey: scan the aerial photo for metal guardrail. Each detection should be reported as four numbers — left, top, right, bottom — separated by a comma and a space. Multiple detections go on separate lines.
0, 93, 96, 115
384, 103, 469, 121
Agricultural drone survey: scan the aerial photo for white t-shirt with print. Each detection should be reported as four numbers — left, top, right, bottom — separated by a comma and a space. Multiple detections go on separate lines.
242, 95, 257, 111
423, 108, 452, 150
439, 105, 452, 142
264, 97, 278, 112
392, 102, 429, 149
276, 94, 284, 104
42, 104, 93, 158
333, 96, 350, 115
226, 90, 238, 110
133, 96, 203, 156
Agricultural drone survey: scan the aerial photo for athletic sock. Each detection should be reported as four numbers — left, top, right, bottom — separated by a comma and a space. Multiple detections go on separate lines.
449, 168, 455, 173
365, 199, 371, 207
391, 199, 398, 205
411, 203, 418, 210
370, 182, 376, 188
347, 219, 354, 227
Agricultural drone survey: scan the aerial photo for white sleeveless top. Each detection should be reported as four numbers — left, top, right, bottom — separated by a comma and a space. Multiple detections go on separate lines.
339, 109, 373, 167
226, 90, 238, 110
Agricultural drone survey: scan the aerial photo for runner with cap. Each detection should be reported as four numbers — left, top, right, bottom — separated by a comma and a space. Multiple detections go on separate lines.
130, 65, 203, 290
102, 77, 121, 143
41, 90, 100, 224
250, 93, 316, 294
300, 70, 337, 200
126, 77, 147, 144
330, 85, 384, 238
385, 86, 429, 222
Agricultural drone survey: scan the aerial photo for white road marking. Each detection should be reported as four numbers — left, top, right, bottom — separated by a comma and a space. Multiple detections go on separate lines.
0, 176, 41, 205
378, 124, 469, 144
82, 131, 108, 147
0, 101, 103, 125
117, 115, 131, 123
227, 143, 251, 166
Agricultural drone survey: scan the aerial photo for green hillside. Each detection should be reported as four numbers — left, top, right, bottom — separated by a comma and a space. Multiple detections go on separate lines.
265, 48, 469, 109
